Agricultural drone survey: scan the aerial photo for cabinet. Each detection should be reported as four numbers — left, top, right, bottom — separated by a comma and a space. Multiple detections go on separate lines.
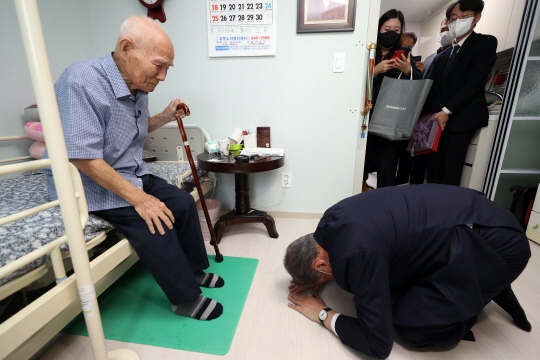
477, 0, 514, 53
505, 0, 527, 50
460, 115, 498, 191
484, 1, 540, 211
526, 185, 540, 244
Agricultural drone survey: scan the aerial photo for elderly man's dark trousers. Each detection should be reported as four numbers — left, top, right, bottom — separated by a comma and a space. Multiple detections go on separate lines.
92, 174, 209, 305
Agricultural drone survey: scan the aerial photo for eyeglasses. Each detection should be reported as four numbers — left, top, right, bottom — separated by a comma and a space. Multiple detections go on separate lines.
448, 13, 475, 23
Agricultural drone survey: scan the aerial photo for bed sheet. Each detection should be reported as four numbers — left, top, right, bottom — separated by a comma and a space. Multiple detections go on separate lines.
0, 162, 199, 285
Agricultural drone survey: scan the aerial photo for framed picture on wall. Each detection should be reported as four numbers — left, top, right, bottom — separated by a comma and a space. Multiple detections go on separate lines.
297, 0, 356, 33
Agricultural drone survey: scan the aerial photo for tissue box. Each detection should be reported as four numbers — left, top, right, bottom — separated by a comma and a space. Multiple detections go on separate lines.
205, 140, 219, 153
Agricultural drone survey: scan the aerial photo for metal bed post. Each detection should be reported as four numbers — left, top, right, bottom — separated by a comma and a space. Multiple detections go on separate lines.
13, 0, 138, 358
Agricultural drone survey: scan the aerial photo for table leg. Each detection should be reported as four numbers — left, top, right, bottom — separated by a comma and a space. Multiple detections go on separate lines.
212, 173, 279, 243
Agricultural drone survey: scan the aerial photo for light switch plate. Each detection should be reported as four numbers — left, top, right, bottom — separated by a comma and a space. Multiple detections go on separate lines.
333, 53, 345, 73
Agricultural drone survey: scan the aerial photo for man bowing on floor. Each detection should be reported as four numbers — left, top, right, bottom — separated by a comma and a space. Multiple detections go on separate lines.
284, 184, 531, 358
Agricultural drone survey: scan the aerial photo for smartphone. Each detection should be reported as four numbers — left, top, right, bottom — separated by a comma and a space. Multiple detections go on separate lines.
391, 46, 411, 60
412, 55, 422, 62
391, 50, 404, 60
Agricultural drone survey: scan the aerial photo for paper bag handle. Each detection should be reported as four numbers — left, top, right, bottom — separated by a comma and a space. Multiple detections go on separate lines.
398, 66, 414, 80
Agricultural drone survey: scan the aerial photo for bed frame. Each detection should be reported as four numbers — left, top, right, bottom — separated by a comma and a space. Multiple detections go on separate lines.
0, 1, 212, 358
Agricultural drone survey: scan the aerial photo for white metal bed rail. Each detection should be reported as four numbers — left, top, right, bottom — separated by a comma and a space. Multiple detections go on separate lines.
0, 135, 32, 164
11, 0, 136, 358
0, 158, 88, 228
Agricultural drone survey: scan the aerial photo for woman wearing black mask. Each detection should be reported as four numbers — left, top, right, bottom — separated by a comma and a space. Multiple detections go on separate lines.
363, 9, 422, 190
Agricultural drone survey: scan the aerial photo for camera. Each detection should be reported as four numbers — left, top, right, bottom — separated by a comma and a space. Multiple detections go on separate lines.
234, 155, 250, 164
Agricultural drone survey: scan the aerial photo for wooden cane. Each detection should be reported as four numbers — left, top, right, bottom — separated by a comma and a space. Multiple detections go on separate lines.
175, 104, 224, 263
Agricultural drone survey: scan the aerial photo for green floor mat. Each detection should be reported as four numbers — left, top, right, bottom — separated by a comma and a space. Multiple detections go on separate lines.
63, 255, 258, 355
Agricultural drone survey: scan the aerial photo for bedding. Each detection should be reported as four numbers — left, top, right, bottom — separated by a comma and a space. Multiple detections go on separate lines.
0, 162, 203, 285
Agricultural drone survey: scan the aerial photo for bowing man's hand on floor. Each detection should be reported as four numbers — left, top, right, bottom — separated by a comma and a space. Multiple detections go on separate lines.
288, 280, 324, 296
288, 290, 327, 323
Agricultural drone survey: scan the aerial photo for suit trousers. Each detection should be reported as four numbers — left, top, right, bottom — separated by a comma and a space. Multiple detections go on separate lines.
92, 174, 209, 305
425, 129, 477, 186
394, 225, 530, 348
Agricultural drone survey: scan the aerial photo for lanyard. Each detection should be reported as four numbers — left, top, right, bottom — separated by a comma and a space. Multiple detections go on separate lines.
360, 43, 376, 139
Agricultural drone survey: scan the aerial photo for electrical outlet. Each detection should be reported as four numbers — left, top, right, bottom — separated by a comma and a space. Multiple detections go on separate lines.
282, 171, 291, 188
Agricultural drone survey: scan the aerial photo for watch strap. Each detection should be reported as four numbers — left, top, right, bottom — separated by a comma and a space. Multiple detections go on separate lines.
319, 307, 332, 324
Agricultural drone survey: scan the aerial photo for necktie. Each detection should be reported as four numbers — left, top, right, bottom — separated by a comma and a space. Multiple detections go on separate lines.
443, 45, 460, 79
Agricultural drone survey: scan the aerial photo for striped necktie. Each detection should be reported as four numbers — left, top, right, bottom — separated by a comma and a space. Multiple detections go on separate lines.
443, 44, 460, 79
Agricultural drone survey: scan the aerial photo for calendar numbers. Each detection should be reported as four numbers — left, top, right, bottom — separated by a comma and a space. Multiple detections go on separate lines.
207, 0, 275, 56
209, 0, 273, 25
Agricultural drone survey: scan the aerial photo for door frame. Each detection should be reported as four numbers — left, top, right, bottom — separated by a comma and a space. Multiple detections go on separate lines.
352, 0, 382, 194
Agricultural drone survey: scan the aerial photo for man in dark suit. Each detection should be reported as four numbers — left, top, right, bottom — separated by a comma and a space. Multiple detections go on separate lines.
422, 0, 496, 185
284, 184, 531, 358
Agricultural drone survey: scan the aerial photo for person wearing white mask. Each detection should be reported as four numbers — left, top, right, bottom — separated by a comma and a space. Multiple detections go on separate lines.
422, 19, 451, 77
408, 18, 451, 185
421, 0, 497, 186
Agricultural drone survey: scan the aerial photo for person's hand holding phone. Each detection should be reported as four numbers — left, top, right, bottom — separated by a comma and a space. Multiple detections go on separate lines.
391, 50, 405, 61
393, 52, 412, 77
374, 59, 396, 76
412, 55, 424, 73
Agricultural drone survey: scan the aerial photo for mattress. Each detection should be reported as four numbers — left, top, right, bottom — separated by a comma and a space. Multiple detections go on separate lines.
0, 162, 199, 285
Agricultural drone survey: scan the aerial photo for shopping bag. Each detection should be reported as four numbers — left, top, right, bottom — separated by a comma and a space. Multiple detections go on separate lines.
369, 73, 433, 141
406, 113, 442, 156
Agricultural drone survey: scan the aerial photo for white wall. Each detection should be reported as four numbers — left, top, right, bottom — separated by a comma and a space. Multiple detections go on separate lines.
0, 0, 95, 161
405, 21, 421, 55
1, 0, 372, 214
418, 1, 453, 59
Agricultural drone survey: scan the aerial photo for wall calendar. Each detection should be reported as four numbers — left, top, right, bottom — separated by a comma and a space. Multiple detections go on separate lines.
207, 0, 276, 57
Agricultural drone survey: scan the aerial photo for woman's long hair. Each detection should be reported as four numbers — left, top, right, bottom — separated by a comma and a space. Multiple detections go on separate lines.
376, 9, 406, 63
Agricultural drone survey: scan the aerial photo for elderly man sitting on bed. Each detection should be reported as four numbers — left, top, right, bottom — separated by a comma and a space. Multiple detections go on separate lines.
43, 16, 223, 321
284, 184, 531, 358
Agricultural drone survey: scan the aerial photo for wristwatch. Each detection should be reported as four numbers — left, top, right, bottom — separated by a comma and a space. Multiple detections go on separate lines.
318, 307, 332, 324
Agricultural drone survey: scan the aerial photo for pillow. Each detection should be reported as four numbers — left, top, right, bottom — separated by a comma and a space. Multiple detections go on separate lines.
24, 121, 45, 142
29, 141, 46, 159
24, 104, 40, 122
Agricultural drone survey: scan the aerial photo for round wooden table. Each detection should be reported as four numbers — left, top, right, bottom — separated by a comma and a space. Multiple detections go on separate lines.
196, 153, 285, 243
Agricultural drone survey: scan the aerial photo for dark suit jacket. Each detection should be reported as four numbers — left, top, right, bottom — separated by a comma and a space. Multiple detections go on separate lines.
314, 184, 529, 358
424, 32, 497, 132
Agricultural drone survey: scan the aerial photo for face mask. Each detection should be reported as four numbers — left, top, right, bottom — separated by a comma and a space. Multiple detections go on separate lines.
438, 31, 454, 47
378, 30, 401, 49
449, 16, 475, 39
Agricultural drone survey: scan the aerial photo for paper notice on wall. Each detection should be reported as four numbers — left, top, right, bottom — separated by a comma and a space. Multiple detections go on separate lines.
207, 0, 276, 57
